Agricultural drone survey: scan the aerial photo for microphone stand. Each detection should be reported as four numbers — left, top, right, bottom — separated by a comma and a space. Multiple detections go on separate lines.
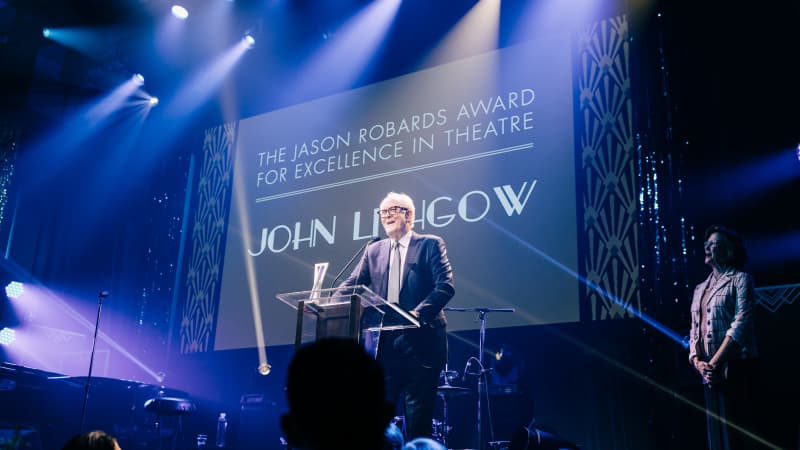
343, 237, 381, 354
329, 237, 380, 290
79, 291, 109, 433
444, 307, 514, 450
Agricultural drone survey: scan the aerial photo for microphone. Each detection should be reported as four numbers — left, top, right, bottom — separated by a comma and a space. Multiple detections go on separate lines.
329, 237, 381, 289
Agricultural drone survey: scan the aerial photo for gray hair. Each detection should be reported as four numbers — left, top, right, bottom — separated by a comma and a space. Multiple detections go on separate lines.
381, 192, 415, 215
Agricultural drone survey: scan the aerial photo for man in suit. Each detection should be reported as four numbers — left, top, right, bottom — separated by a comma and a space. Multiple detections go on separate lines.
339, 191, 455, 440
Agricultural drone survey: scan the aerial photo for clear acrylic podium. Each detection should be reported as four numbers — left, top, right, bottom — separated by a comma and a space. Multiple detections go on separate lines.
276, 285, 420, 356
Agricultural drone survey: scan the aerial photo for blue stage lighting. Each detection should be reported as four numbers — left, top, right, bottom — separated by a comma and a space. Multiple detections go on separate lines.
149, 96, 159, 106
0, 328, 15, 346
796, 143, 799, 163
5, 282, 24, 299
42, 28, 51, 38
172, 5, 189, 20
132, 73, 145, 86
244, 34, 256, 48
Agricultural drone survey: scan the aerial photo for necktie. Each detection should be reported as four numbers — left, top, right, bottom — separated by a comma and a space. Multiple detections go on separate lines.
387, 241, 402, 303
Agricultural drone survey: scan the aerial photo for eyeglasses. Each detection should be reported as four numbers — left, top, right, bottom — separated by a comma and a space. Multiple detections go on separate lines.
377, 206, 408, 218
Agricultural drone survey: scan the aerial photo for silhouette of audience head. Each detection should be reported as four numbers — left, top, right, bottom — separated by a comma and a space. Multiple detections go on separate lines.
61, 430, 121, 450
403, 437, 446, 450
281, 337, 394, 450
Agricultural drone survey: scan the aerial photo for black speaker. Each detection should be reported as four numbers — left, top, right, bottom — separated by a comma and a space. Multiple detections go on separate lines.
237, 394, 284, 450
486, 390, 535, 442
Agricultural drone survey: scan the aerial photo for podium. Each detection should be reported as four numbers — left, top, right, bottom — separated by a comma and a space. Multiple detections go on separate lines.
276, 285, 420, 355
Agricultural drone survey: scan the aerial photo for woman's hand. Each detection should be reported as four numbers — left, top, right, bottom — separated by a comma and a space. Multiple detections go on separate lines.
701, 362, 723, 386
694, 359, 718, 385
693, 358, 708, 374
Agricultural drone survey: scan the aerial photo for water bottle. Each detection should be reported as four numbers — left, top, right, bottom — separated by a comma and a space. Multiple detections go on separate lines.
216, 412, 228, 448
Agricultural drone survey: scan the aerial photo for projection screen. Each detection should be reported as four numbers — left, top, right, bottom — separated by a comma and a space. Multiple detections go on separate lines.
215, 33, 577, 350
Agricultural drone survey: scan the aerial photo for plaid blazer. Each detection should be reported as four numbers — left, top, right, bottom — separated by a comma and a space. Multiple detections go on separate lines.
688, 270, 758, 365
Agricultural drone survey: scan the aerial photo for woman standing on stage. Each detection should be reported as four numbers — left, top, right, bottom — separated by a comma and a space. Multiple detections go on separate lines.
688, 225, 759, 450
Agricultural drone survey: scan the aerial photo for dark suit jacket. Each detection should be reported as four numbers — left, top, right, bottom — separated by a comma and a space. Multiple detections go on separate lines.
340, 232, 455, 367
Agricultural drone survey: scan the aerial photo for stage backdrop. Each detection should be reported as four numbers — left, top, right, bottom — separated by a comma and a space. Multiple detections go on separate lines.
180, 15, 639, 353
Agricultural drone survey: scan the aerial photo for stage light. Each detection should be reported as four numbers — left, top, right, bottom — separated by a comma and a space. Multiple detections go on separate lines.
0, 328, 15, 346
171, 5, 189, 20
132, 73, 145, 86
796, 143, 799, 163
5, 282, 24, 299
149, 96, 159, 106
257, 362, 271, 376
243, 34, 256, 48
42, 28, 51, 38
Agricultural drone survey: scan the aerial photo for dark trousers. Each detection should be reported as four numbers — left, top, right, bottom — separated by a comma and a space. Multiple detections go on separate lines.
378, 331, 442, 441
703, 358, 759, 450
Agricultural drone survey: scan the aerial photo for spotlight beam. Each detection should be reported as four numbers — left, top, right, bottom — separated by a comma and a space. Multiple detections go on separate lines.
231, 151, 272, 374
85, 78, 141, 125
166, 39, 250, 117
286, 0, 401, 102
493, 216, 686, 346
423, 0, 501, 68
12, 284, 165, 383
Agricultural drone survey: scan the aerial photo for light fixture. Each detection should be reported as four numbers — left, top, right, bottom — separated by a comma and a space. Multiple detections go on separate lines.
0, 328, 15, 346
171, 5, 189, 20
132, 73, 145, 86
42, 28, 51, 38
257, 362, 271, 376
243, 34, 256, 49
149, 97, 159, 106
5, 282, 24, 299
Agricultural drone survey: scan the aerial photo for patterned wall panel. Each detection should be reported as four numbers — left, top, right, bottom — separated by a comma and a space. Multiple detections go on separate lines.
756, 283, 800, 313
180, 123, 237, 353
577, 16, 640, 320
